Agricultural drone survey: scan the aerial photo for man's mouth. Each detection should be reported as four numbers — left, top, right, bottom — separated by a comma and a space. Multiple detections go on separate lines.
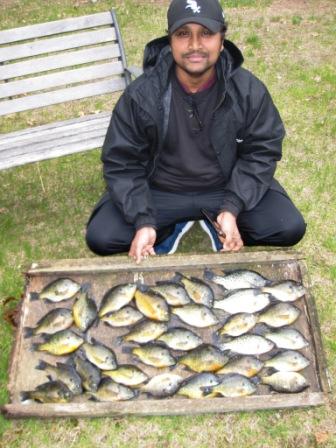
184, 52, 207, 62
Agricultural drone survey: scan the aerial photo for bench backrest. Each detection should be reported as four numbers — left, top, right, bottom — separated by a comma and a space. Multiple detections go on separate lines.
0, 10, 130, 117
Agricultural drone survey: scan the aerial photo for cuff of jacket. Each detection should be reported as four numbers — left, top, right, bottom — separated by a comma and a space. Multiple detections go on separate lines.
220, 192, 245, 217
134, 217, 158, 231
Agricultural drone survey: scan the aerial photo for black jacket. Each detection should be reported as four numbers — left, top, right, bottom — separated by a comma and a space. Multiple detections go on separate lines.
102, 36, 286, 230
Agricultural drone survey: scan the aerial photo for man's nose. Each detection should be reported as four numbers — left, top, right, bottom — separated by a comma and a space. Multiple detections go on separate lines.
188, 34, 202, 50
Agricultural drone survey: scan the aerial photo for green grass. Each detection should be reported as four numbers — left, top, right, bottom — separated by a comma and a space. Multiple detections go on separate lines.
1, 0, 336, 446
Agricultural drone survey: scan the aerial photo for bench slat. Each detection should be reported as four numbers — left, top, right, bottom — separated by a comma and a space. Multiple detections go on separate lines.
0, 28, 117, 63
0, 44, 120, 81
0, 114, 111, 149
0, 61, 123, 99
0, 12, 113, 45
0, 77, 126, 115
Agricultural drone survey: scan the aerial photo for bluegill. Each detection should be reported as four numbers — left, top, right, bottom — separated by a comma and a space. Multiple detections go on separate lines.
264, 328, 309, 350
134, 287, 169, 322
172, 304, 218, 328
73, 353, 101, 392
264, 350, 310, 372
81, 339, 117, 370
204, 269, 269, 290
213, 289, 271, 314
141, 373, 183, 398
216, 355, 264, 378
261, 371, 309, 393
174, 272, 214, 307
36, 360, 82, 395
177, 373, 220, 399
262, 280, 306, 302
151, 281, 191, 306
21, 380, 73, 403
204, 374, 257, 397
131, 344, 176, 368
101, 306, 143, 327
103, 365, 148, 387
121, 320, 168, 344
32, 329, 84, 355
72, 288, 97, 332
258, 303, 300, 328
178, 344, 229, 373
99, 283, 137, 317
89, 378, 137, 401
157, 327, 203, 351
32, 278, 81, 303
217, 313, 259, 337
24, 308, 73, 337
218, 334, 274, 355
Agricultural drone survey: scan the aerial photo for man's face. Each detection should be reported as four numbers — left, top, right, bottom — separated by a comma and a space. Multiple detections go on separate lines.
170, 23, 223, 78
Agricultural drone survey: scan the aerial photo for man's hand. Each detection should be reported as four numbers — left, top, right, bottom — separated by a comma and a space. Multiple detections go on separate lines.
217, 211, 243, 252
129, 227, 157, 264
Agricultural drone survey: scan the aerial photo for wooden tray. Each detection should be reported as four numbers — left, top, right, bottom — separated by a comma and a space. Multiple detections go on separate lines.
2, 251, 330, 418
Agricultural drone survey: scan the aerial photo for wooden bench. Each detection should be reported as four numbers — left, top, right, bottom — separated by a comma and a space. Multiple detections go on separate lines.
0, 10, 141, 171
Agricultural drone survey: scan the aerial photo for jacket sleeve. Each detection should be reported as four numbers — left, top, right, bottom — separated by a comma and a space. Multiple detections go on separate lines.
220, 79, 285, 216
101, 91, 157, 230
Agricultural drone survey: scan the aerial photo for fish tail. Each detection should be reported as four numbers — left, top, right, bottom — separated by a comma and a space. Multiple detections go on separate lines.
135, 282, 149, 293
80, 282, 91, 293
29, 292, 39, 301
20, 391, 31, 401
250, 376, 262, 385
35, 359, 48, 370
116, 336, 124, 346
172, 272, 183, 283
31, 343, 41, 352
24, 327, 35, 338
121, 346, 133, 354
203, 269, 215, 281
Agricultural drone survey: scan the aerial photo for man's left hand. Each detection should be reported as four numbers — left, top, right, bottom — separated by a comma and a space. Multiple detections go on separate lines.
129, 226, 157, 264
216, 211, 244, 252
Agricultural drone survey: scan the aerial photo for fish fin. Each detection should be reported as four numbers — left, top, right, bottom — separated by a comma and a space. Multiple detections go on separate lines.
200, 385, 213, 396
88, 395, 99, 402
20, 391, 31, 401
29, 292, 39, 301
136, 282, 149, 292
172, 272, 183, 283
24, 327, 35, 338
30, 343, 40, 352
35, 359, 48, 370
46, 375, 53, 381
116, 336, 124, 346
212, 308, 230, 323
80, 282, 91, 293
259, 366, 277, 377
203, 269, 215, 282
252, 323, 269, 336
250, 376, 261, 385
122, 346, 133, 354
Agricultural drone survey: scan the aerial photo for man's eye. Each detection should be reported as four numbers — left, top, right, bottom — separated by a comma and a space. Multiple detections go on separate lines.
176, 31, 189, 37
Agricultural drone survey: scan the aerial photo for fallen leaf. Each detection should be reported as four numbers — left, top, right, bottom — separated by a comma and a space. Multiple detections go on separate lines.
315, 431, 330, 444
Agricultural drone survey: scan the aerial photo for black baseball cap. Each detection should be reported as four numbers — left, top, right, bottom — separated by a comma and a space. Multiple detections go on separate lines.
168, 0, 225, 34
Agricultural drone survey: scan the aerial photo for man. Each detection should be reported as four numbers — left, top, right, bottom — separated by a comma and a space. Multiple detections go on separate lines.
86, 0, 306, 263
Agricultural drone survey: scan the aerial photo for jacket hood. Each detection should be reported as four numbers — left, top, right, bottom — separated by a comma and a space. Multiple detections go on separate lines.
143, 35, 244, 76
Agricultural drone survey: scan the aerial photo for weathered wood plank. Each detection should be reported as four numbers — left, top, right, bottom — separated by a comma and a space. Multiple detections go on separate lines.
1, 393, 326, 419
0, 28, 117, 63
0, 61, 123, 99
0, 12, 113, 45
0, 77, 126, 115
0, 44, 120, 81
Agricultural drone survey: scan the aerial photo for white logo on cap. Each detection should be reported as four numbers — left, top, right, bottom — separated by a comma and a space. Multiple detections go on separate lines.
186, 0, 201, 14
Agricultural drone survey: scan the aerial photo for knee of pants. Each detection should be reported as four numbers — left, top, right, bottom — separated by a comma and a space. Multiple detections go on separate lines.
85, 226, 124, 256
277, 215, 307, 246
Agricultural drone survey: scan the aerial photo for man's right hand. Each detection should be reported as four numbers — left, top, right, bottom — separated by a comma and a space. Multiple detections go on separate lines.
129, 226, 157, 264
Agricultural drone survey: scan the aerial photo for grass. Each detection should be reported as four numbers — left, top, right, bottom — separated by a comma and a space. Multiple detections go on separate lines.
1, 0, 336, 446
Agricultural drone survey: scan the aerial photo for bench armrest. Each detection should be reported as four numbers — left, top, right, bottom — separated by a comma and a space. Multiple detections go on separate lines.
125, 65, 143, 79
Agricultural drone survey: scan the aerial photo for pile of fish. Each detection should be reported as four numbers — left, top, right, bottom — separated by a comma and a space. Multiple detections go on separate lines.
21, 268, 311, 403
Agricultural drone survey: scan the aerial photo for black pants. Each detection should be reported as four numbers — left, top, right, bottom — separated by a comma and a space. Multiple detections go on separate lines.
86, 187, 306, 256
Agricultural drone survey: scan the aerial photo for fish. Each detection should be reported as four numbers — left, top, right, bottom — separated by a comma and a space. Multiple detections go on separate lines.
261, 371, 309, 393
131, 345, 176, 368
134, 287, 169, 322
89, 378, 137, 401
216, 313, 259, 337
174, 272, 214, 307
81, 339, 117, 370
21, 380, 73, 403
151, 281, 191, 306
262, 280, 306, 302
103, 365, 149, 387
177, 373, 220, 399
264, 350, 310, 372
72, 287, 97, 332
171, 304, 218, 328
101, 306, 143, 327
32, 278, 81, 302
203, 374, 257, 397
32, 329, 84, 355
204, 268, 269, 290
121, 320, 168, 344
258, 303, 301, 328
178, 344, 229, 373
35, 360, 82, 395
72, 353, 101, 392
213, 289, 271, 314
218, 334, 275, 355
98, 283, 137, 317
24, 308, 73, 337
141, 373, 183, 398
157, 327, 203, 351
264, 328, 309, 350
216, 355, 264, 378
